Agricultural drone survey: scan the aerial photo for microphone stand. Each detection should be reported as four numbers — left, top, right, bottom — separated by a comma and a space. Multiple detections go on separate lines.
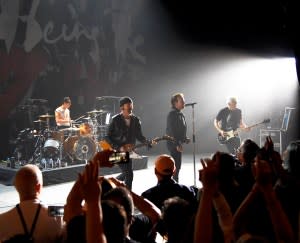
186, 103, 197, 186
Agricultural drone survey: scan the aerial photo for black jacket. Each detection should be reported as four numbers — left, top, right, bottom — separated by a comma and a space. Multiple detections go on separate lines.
106, 113, 147, 150
166, 108, 187, 149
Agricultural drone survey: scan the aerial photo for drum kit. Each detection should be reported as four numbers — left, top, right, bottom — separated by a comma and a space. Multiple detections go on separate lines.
13, 109, 110, 169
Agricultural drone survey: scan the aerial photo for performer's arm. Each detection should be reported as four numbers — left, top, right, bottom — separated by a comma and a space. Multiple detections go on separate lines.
214, 119, 225, 137
135, 118, 147, 143
239, 118, 250, 131
55, 111, 69, 124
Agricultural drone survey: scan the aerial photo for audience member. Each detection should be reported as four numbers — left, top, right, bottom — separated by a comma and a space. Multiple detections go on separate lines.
104, 187, 150, 243
141, 154, 197, 210
233, 147, 295, 242
235, 139, 260, 197
107, 177, 161, 243
161, 197, 195, 243
101, 200, 128, 243
79, 160, 107, 243
0, 164, 64, 243
275, 140, 300, 241
64, 150, 115, 243
194, 153, 234, 243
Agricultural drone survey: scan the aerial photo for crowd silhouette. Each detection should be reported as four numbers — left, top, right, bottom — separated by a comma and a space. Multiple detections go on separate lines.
0, 137, 299, 243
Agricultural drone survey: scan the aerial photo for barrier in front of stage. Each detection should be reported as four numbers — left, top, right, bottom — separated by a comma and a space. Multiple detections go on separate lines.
0, 156, 148, 186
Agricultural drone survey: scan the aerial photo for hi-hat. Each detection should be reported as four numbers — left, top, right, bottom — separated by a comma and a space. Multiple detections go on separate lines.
33, 119, 46, 123
87, 109, 107, 114
39, 114, 54, 119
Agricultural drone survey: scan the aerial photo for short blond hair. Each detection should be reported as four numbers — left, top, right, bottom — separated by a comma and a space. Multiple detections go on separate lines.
227, 96, 237, 105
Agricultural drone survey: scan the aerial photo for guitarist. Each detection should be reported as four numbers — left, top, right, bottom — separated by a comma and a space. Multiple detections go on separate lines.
105, 96, 150, 190
214, 97, 250, 154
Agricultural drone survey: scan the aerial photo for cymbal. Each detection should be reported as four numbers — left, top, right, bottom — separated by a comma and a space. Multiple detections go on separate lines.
39, 114, 54, 118
60, 127, 80, 132
87, 109, 107, 114
28, 98, 48, 103
33, 119, 46, 123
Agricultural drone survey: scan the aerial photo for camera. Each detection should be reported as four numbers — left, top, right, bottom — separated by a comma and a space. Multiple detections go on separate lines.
109, 151, 130, 164
48, 205, 64, 217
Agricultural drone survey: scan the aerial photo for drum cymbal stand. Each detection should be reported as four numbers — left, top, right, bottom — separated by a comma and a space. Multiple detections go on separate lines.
89, 114, 100, 151
29, 133, 44, 164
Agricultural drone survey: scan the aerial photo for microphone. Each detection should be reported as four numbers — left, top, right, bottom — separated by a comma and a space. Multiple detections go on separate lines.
185, 102, 197, 107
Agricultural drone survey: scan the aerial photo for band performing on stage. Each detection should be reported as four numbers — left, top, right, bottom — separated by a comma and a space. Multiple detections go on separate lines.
7, 94, 274, 176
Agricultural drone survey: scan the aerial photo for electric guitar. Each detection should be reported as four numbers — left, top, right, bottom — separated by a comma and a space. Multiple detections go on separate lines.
217, 118, 270, 145
99, 135, 175, 153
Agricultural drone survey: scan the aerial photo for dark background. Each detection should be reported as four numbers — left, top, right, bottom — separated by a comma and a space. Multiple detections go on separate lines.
0, 0, 299, 159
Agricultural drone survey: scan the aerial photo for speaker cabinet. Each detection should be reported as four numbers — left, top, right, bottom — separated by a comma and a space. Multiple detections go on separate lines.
260, 129, 282, 154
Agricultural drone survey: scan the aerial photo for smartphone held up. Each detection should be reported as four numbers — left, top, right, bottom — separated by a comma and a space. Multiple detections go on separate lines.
109, 151, 130, 164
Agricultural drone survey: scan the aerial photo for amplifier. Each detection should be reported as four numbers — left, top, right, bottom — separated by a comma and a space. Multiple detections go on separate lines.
259, 129, 282, 154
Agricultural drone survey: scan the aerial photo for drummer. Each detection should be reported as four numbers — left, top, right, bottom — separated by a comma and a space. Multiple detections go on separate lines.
55, 97, 72, 130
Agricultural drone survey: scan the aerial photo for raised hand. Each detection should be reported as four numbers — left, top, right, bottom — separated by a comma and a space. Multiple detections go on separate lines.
199, 154, 219, 195
92, 150, 114, 168
253, 156, 273, 188
264, 136, 274, 154
79, 160, 101, 203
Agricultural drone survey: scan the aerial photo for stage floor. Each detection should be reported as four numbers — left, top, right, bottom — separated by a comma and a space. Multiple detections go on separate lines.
0, 154, 209, 214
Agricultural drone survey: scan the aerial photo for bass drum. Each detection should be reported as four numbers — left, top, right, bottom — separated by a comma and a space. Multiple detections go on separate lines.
44, 139, 60, 157
63, 136, 79, 155
74, 136, 96, 161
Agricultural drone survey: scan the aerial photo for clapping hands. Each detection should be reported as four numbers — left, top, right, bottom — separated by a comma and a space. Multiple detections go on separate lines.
199, 153, 220, 195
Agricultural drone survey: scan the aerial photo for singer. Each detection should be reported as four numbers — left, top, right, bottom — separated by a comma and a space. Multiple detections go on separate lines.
166, 93, 190, 182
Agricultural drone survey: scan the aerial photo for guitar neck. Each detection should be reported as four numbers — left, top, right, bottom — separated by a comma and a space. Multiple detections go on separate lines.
133, 143, 149, 149
248, 122, 265, 129
132, 137, 171, 150
236, 121, 267, 132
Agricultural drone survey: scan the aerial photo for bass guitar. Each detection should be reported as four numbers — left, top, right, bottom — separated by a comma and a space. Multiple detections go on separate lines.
217, 118, 270, 145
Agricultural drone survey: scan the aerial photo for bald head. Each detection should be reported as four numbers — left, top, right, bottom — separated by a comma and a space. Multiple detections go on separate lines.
14, 164, 43, 201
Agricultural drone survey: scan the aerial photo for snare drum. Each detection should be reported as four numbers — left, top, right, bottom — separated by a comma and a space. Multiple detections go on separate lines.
44, 139, 60, 156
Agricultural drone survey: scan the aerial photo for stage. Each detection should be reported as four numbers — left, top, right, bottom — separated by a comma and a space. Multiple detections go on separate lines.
0, 156, 148, 186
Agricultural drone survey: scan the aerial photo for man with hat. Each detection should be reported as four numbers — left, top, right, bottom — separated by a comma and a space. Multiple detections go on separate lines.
105, 96, 150, 190
141, 154, 197, 209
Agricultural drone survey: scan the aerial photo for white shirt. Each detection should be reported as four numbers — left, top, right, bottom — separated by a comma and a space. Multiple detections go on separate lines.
55, 106, 70, 127
0, 199, 64, 243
